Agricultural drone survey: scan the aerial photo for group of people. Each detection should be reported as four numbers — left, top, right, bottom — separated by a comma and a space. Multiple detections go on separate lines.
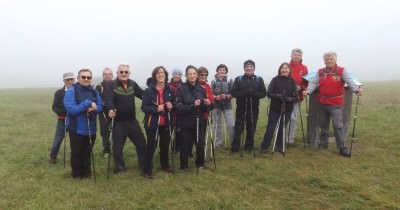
48, 49, 362, 179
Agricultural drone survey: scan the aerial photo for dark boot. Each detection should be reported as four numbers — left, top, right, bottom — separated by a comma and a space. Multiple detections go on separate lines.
340, 147, 351, 157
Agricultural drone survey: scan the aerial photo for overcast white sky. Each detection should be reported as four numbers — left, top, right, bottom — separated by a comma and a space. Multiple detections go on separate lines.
0, 0, 399, 88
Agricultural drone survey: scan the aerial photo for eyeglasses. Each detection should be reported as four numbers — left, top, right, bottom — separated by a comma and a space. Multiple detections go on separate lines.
119, 71, 129, 75
199, 74, 208, 77
80, 76, 92, 80
65, 78, 74, 81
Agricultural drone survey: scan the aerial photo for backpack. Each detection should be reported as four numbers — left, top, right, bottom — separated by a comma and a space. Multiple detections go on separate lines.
211, 76, 233, 92
318, 67, 343, 82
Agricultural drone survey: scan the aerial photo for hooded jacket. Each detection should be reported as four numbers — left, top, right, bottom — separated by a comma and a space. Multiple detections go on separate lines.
141, 77, 175, 131
175, 81, 210, 128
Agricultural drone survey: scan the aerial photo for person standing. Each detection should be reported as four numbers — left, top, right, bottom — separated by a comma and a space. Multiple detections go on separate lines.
104, 64, 147, 173
287, 49, 308, 145
175, 65, 211, 170
95, 68, 113, 157
231, 60, 267, 153
64, 69, 102, 178
48, 72, 75, 164
142, 66, 175, 178
210, 64, 235, 148
260, 63, 298, 153
305, 51, 362, 157
168, 67, 183, 153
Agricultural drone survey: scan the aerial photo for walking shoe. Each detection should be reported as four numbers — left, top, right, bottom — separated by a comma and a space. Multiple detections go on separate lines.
48, 157, 57, 164
318, 145, 328, 149
274, 147, 284, 153
230, 149, 239, 154
162, 167, 173, 173
339, 147, 351, 157
143, 172, 154, 179
259, 148, 268, 154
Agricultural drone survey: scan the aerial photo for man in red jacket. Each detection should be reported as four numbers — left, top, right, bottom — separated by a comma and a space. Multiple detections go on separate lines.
288, 48, 308, 145
305, 51, 362, 157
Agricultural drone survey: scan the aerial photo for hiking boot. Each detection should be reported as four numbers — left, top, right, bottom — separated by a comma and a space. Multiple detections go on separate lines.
340, 147, 351, 157
143, 172, 154, 179
162, 167, 173, 173
48, 157, 57, 164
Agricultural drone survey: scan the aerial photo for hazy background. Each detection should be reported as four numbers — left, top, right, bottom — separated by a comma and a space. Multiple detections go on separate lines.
1, 0, 399, 88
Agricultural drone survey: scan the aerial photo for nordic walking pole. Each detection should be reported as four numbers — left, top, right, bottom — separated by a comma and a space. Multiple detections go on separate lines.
63, 118, 67, 168
207, 116, 217, 169
298, 99, 306, 148
221, 98, 227, 150
106, 117, 114, 182
87, 113, 96, 183
282, 101, 286, 156
271, 104, 283, 154
349, 95, 360, 157
249, 97, 256, 158
204, 116, 209, 160
196, 106, 200, 174
167, 110, 174, 173
240, 97, 247, 157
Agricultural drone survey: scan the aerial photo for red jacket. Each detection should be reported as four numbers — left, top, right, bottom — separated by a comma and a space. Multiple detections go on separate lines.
317, 65, 345, 106
200, 81, 214, 119
290, 60, 308, 101
169, 79, 182, 94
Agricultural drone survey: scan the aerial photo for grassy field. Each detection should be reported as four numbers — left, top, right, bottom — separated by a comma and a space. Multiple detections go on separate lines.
0, 81, 399, 209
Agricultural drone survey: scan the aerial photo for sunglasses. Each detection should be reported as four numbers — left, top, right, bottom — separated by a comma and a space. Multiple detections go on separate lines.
199, 74, 208, 77
119, 71, 129, 75
80, 76, 92, 80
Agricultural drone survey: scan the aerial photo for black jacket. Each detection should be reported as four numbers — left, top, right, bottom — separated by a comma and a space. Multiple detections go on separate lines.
175, 81, 210, 128
141, 78, 175, 131
267, 75, 298, 112
52, 86, 67, 118
103, 79, 144, 122
231, 74, 267, 117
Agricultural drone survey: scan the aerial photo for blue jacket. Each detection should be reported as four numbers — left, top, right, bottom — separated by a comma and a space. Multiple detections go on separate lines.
141, 78, 175, 131
64, 83, 102, 136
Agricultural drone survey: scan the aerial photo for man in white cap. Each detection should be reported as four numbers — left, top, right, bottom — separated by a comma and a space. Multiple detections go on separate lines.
48, 72, 75, 164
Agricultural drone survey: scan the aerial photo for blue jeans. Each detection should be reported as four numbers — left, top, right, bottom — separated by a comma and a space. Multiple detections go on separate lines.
49, 119, 66, 159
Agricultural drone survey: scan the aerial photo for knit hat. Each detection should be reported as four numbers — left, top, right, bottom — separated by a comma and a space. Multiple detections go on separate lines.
243, 59, 255, 67
63, 72, 75, 80
172, 67, 183, 76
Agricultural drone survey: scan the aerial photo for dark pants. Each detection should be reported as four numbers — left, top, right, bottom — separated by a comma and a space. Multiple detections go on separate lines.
112, 120, 146, 172
69, 131, 94, 178
144, 127, 171, 174
260, 110, 291, 150
232, 111, 258, 151
180, 126, 205, 169
98, 112, 111, 153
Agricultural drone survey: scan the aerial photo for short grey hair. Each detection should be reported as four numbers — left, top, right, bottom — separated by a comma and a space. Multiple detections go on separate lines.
291, 48, 303, 55
117, 64, 130, 71
323, 51, 337, 60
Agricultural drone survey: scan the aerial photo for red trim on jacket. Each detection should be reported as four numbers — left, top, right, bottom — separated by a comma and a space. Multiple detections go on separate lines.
200, 81, 214, 119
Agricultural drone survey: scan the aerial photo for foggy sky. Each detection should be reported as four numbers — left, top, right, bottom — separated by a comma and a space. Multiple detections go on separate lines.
0, 0, 399, 88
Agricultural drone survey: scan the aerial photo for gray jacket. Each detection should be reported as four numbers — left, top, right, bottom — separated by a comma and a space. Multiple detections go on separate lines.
211, 75, 234, 110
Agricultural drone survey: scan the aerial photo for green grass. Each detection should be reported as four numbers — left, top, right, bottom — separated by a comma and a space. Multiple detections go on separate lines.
0, 82, 399, 209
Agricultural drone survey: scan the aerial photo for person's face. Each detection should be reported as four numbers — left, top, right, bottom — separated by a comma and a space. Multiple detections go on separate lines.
217, 67, 227, 77
244, 64, 255, 76
186, 68, 198, 83
173, 73, 182, 82
64, 78, 75, 88
324, 56, 337, 68
280, 64, 290, 77
291, 52, 303, 63
198, 71, 208, 83
117, 66, 130, 81
102, 70, 113, 81
155, 69, 166, 83
78, 71, 92, 87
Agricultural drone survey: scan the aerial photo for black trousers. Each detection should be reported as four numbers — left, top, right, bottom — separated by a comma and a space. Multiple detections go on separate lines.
144, 126, 171, 174
69, 131, 95, 178
232, 112, 259, 151
180, 126, 205, 169
112, 120, 146, 172
260, 109, 291, 150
